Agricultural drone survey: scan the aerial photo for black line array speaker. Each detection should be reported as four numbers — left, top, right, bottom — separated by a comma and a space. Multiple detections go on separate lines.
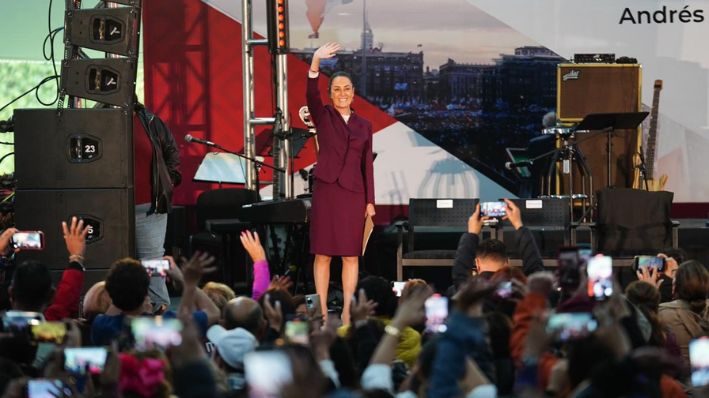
14, 108, 134, 271
14, 108, 133, 189
14, 189, 135, 269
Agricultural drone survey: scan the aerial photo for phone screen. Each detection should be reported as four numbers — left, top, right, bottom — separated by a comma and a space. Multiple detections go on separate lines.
587, 255, 613, 300
285, 320, 309, 345
634, 256, 665, 272
131, 316, 182, 350
480, 201, 506, 218
546, 312, 598, 341
27, 379, 70, 398
2, 311, 44, 334
11, 231, 44, 250
690, 337, 709, 387
64, 347, 108, 375
141, 259, 170, 276
424, 294, 448, 333
392, 281, 406, 297
244, 351, 293, 398
31, 322, 67, 344
495, 281, 513, 298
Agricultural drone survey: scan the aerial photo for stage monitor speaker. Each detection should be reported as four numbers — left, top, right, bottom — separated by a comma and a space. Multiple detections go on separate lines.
14, 189, 135, 270
65, 6, 140, 56
60, 58, 136, 107
557, 64, 641, 122
14, 108, 133, 190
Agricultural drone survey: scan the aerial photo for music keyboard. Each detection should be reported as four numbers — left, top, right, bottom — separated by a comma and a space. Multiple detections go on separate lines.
240, 198, 311, 224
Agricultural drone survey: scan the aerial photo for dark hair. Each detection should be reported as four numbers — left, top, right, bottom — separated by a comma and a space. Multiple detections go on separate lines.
486, 312, 513, 358
259, 288, 296, 319
328, 71, 354, 95
475, 239, 508, 263
105, 258, 150, 312
11, 260, 53, 310
625, 280, 665, 346
661, 247, 687, 264
224, 298, 264, 335
675, 260, 708, 314
566, 335, 615, 388
357, 275, 398, 318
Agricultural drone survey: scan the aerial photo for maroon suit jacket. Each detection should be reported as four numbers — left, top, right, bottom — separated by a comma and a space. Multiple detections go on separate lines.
307, 76, 375, 204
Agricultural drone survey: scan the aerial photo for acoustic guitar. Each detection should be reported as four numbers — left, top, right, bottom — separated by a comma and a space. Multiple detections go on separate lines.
633, 79, 668, 191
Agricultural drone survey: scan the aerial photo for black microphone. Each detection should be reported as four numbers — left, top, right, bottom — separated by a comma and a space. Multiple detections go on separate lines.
184, 134, 217, 147
505, 160, 533, 170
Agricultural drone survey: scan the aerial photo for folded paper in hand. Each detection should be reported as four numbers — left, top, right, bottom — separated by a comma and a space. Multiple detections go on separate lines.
362, 215, 374, 256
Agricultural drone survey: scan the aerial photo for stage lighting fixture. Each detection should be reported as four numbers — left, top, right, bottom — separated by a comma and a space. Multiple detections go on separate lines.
60, 58, 136, 107
65, 7, 140, 56
267, 0, 289, 54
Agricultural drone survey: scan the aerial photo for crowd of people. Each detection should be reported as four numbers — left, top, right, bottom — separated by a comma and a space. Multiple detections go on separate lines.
0, 199, 707, 398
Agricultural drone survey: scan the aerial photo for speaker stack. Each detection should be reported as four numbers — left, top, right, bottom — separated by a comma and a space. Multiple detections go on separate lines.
14, 1, 141, 285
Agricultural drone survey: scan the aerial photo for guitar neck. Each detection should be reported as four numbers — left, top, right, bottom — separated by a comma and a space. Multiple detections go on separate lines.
646, 82, 662, 179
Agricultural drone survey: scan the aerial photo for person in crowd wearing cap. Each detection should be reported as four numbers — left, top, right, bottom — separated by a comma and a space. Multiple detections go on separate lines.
206, 324, 258, 391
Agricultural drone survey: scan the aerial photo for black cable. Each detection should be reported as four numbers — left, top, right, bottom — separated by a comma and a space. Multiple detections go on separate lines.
0, 0, 64, 113
0, 153, 14, 167
42, 0, 62, 106
0, 75, 60, 114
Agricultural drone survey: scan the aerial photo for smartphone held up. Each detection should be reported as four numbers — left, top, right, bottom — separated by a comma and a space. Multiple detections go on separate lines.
587, 255, 613, 301
11, 231, 44, 250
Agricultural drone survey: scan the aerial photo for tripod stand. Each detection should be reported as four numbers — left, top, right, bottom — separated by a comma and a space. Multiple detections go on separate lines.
543, 132, 593, 221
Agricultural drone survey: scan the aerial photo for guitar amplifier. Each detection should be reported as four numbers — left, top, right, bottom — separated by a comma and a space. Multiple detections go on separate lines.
556, 64, 641, 189
557, 64, 641, 122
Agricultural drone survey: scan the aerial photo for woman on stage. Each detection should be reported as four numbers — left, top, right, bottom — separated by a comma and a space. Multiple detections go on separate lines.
307, 42, 375, 324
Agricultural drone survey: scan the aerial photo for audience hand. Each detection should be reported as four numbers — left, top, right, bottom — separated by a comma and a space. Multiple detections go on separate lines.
391, 286, 429, 329
181, 251, 216, 288
313, 42, 342, 60
350, 289, 377, 326
62, 217, 89, 262
164, 255, 184, 286
657, 253, 679, 279
269, 275, 293, 292
467, 204, 491, 235
310, 318, 337, 360
636, 265, 663, 288
502, 198, 523, 230
0, 227, 17, 256
263, 294, 284, 333
240, 230, 266, 262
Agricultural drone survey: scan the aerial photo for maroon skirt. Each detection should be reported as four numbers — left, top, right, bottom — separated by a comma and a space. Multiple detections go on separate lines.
310, 178, 366, 256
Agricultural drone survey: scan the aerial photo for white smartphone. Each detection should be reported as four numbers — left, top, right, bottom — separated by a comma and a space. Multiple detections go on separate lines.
244, 350, 293, 397
424, 294, 448, 333
392, 281, 406, 297
690, 337, 709, 387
